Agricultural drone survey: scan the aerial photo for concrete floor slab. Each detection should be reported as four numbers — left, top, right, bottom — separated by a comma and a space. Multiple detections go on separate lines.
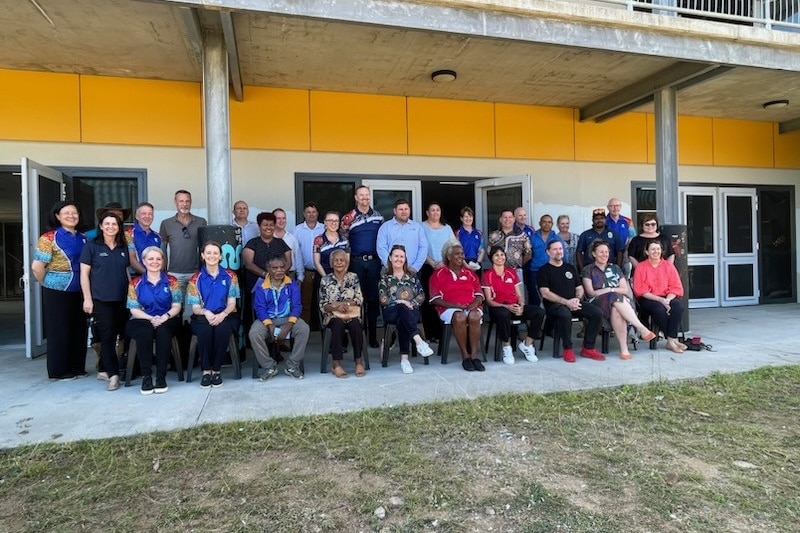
1, 305, 798, 449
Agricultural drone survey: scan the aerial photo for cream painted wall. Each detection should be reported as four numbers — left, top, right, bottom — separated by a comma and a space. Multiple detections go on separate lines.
3, 141, 799, 298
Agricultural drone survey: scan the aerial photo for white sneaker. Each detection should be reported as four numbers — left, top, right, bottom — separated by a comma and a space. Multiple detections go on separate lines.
502, 345, 515, 365
519, 341, 538, 362
400, 359, 414, 374
416, 341, 434, 357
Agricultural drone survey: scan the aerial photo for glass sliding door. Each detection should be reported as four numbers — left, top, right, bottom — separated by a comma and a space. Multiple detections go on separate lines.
682, 187, 718, 307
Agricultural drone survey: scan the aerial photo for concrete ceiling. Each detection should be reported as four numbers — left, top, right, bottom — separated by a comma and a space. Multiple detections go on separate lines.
1, 0, 799, 125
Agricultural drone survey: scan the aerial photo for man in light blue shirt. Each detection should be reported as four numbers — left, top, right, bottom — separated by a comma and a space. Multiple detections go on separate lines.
377, 199, 428, 273
294, 202, 325, 328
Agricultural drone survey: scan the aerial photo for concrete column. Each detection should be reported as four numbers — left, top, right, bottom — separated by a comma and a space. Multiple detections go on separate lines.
203, 30, 232, 226
654, 87, 679, 224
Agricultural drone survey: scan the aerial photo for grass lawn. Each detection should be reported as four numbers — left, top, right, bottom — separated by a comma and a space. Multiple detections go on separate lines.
1, 365, 798, 532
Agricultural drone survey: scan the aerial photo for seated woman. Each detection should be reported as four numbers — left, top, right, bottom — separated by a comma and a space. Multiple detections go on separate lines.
187, 241, 241, 388
581, 240, 656, 360
126, 246, 182, 395
319, 249, 366, 378
429, 240, 485, 372
633, 240, 687, 354
378, 245, 435, 375
481, 246, 543, 365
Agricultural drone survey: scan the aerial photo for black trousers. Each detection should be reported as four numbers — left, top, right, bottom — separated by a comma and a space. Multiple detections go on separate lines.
190, 314, 241, 372
126, 317, 181, 378
92, 300, 129, 378
43, 288, 88, 378
382, 305, 422, 354
327, 318, 364, 361
350, 256, 381, 341
487, 304, 544, 343
545, 301, 603, 350
639, 298, 684, 338
418, 264, 441, 340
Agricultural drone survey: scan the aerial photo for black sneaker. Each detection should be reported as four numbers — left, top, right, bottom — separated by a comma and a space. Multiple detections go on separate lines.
154, 376, 168, 394
285, 365, 304, 380
211, 373, 223, 388
200, 374, 212, 388
462, 359, 475, 372
472, 358, 486, 372
140, 375, 154, 395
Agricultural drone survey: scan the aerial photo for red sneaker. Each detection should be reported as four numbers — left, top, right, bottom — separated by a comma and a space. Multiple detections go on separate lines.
580, 347, 606, 361
563, 348, 576, 363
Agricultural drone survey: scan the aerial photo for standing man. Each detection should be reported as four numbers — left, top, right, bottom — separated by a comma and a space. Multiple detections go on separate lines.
376, 199, 427, 273
537, 240, 605, 363
576, 208, 625, 271
341, 185, 384, 348
487, 209, 531, 283
232, 200, 259, 247
159, 189, 207, 316
126, 202, 161, 275
513, 207, 536, 304
294, 202, 325, 329
232, 200, 259, 339
273, 208, 301, 282
605, 197, 635, 245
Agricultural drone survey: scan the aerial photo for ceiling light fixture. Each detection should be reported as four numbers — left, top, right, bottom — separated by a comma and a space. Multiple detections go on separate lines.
762, 99, 789, 109
431, 69, 457, 83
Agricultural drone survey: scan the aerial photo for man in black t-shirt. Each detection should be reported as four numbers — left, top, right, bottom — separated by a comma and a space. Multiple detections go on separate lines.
537, 240, 604, 363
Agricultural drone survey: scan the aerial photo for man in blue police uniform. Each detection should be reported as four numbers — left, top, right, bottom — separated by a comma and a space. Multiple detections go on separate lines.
341, 185, 384, 348
576, 208, 626, 271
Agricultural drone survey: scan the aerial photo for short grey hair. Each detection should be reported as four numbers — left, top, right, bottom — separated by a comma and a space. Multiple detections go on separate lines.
441, 238, 463, 263
329, 248, 350, 266
141, 246, 165, 261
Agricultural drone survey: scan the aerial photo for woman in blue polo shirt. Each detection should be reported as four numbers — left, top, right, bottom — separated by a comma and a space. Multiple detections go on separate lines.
80, 211, 131, 391
126, 246, 182, 395
187, 241, 241, 388
31, 200, 88, 380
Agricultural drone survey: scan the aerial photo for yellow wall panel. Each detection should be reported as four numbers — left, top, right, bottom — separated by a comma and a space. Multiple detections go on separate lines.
407, 98, 494, 157
712, 118, 773, 167
0, 69, 80, 142
231, 86, 310, 150
495, 104, 574, 160
81, 76, 201, 146
643, 114, 714, 166
678, 116, 714, 166
773, 124, 800, 169
574, 111, 648, 163
310, 91, 406, 154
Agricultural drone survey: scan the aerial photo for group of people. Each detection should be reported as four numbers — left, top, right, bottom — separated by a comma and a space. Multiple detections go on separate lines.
32, 188, 687, 392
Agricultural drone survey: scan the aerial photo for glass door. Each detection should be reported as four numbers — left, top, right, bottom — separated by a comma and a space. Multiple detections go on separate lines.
720, 187, 758, 306
362, 179, 422, 221
21, 157, 64, 358
473, 175, 531, 235
681, 187, 719, 308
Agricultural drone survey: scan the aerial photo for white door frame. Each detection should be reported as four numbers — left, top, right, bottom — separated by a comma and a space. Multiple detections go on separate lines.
473, 174, 532, 233
719, 187, 759, 306
21, 157, 65, 358
680, 186, 759, 308
362, 179, 423, 221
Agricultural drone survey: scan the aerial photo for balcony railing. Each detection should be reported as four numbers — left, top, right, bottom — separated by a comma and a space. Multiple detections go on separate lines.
591, 0, 800, 31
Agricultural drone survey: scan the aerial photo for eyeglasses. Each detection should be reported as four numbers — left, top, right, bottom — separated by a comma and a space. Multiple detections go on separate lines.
608, 204, 622, 208
325, 219, 339, 224
390, 244, 406, 251
643, 222, 657, 227
181, 227, 190, 238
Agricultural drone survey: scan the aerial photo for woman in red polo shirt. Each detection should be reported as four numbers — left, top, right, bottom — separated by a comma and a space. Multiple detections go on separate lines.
429, 240, 485, 372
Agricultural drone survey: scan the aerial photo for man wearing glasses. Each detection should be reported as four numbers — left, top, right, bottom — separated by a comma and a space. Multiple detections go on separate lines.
159, 189, 207, 315
605, 198, 635, 245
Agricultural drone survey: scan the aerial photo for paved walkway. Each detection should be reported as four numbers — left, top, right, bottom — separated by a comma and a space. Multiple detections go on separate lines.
1, 305, 798, 449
